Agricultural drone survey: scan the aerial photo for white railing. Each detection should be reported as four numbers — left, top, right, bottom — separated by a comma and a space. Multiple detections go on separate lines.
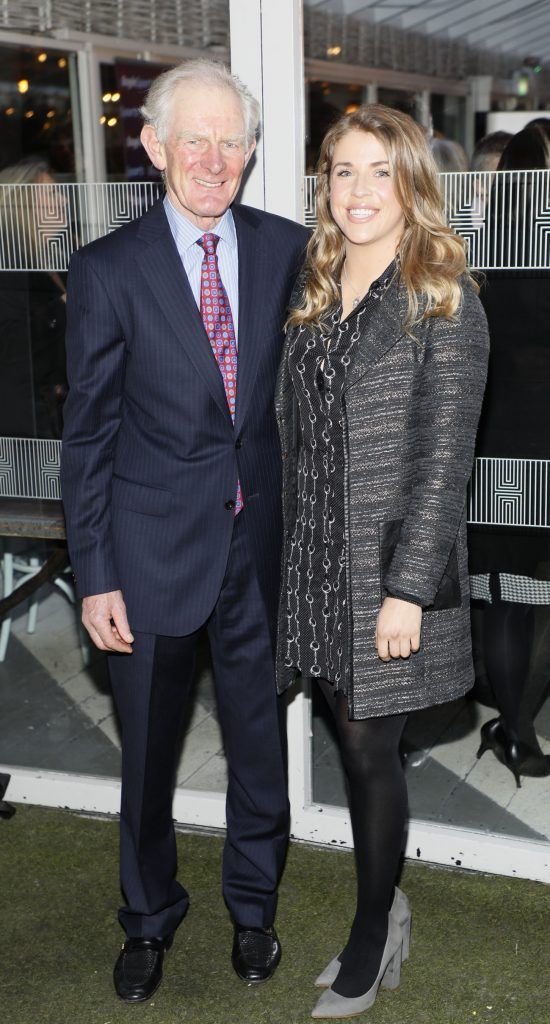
0, 438, 62, 500
303, 169, 550, 270
1, 172, 549, 271
1, 435, 548, 531
0, 182, 162, 271
303, 174, 318, 228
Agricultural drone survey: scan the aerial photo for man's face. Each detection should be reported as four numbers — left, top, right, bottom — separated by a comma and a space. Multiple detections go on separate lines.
141, 82, 255, 230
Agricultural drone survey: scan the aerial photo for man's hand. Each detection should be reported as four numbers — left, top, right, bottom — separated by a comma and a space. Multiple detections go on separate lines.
82, 590, 134, 653
375, 596, 422, 662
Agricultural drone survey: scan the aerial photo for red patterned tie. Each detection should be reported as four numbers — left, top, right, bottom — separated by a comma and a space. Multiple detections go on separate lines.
197, 232, 243, 514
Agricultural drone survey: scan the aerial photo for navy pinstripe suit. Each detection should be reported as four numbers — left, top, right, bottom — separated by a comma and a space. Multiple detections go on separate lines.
61, 198, 309, 937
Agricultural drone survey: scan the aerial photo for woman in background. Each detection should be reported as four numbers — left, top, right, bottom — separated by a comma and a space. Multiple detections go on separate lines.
469, 125, 550, 784
276, 105, 488, 1019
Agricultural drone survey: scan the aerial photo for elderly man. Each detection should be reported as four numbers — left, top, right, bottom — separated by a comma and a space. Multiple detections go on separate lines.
61, 59, 308, 1002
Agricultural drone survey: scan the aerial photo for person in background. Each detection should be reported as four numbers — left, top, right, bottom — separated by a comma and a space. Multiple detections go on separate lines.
469, 124, 550, 784
0, 158, 67, 438
276, 104, 489, 1019
429, 136, 469, 173
497, 123, 550, 170
470, 131, 513, 174
61, 59, 309, 1003
525, 117, 550, 142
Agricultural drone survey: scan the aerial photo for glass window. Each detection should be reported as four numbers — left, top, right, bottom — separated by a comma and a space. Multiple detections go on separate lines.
377, 86, 419, 120
100, 59, 173, 182
0, 43, 78, 180
306, 80, 363, 170
431, 93, 467, 147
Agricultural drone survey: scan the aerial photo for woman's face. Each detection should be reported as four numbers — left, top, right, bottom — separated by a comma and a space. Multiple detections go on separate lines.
329, 130, 405, 256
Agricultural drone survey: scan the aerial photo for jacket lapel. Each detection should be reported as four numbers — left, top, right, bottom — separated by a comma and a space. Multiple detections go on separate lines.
344, 277, 409, 391
134, 200, 231, 424
232, 205, 266, 436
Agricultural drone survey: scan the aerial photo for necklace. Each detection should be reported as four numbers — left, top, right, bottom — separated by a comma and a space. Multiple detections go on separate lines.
342, 260, 364, 309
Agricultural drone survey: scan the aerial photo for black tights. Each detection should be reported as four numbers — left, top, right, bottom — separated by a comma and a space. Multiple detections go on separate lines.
483, 576, 534, 740
317, 678, 408, 998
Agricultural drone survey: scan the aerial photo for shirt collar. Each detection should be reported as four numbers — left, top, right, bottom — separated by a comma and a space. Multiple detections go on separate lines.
164, 194, 237, 253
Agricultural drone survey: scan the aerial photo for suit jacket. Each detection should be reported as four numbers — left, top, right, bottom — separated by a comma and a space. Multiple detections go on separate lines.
61, 199, 309, 636
275, 275, 489, 717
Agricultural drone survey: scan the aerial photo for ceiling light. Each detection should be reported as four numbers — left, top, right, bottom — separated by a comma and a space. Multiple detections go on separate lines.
18, 79, 29, 94
38, 52, 47, 63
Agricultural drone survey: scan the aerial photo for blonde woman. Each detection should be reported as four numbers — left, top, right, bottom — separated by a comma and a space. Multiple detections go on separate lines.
275, 105, 489, 1019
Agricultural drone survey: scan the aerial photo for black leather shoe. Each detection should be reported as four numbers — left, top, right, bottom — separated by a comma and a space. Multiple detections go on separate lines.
113, 934, 173, 1002
231, 924, 282, 983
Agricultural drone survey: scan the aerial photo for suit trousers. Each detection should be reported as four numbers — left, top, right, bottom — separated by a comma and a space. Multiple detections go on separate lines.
108, 510, 290, 938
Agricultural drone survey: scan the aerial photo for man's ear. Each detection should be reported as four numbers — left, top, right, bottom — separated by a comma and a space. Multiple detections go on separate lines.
243, 139, 257, 168
140, 125, 167, 171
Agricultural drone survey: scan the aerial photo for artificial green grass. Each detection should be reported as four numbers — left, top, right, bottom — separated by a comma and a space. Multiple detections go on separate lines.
1, 804, 547, 1024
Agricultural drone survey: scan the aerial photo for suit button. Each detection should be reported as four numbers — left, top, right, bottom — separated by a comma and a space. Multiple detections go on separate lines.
235, 438, 242, 449
225, 499, 235, 511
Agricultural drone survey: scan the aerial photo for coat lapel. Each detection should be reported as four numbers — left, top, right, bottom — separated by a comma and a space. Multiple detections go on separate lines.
344, 277, 409, 391
232, 205, 266, 436
134, 201, 231, 424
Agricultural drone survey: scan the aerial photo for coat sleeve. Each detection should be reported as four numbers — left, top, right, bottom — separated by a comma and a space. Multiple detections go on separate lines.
382, 282, 490, 607
60, 249, 126, 598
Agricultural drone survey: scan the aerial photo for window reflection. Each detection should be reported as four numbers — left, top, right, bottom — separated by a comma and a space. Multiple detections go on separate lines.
0, 43, 75, 178
0, 161, 67, 439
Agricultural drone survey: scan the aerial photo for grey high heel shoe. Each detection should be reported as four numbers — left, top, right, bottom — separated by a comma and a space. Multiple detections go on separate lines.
314, 887, 411, 989
311, 916, 402, 1019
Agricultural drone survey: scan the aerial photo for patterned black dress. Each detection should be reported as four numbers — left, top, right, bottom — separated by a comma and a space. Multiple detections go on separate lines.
281, 264, 396, 692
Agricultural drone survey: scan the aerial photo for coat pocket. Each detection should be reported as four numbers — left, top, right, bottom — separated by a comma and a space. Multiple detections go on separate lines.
111, 475, 173, 517
378, 518, 461, 611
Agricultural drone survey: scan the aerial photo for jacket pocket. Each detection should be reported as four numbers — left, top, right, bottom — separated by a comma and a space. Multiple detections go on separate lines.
379, 518, 461, 611
111, 475, 172, 517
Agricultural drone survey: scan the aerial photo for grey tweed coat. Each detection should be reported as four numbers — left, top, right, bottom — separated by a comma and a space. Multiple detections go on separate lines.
274, 275, 490, 718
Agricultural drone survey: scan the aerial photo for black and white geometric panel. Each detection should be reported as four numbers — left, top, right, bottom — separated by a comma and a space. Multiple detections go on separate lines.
442, 170, 550, 270
0, 182, 163, 271
0, 438, 61, 500
468, 457, 550, 529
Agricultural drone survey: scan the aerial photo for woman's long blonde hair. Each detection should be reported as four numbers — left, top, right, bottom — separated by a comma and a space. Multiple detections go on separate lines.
289, 104, 476, 329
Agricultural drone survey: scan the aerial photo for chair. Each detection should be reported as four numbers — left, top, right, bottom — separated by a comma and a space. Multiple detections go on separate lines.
0, 436, 88, 664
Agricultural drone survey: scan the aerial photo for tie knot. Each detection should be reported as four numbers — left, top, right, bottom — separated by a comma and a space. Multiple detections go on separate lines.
197, 232, 219, 256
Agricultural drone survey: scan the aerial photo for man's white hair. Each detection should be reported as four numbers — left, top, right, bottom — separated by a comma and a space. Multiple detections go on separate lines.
140, 58, 261, 146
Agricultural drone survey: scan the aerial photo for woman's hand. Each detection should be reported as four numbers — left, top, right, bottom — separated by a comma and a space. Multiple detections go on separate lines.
375, 596, 422, 661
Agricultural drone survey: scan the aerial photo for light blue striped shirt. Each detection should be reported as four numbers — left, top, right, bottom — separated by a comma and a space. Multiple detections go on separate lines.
163, 195, 239, 342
